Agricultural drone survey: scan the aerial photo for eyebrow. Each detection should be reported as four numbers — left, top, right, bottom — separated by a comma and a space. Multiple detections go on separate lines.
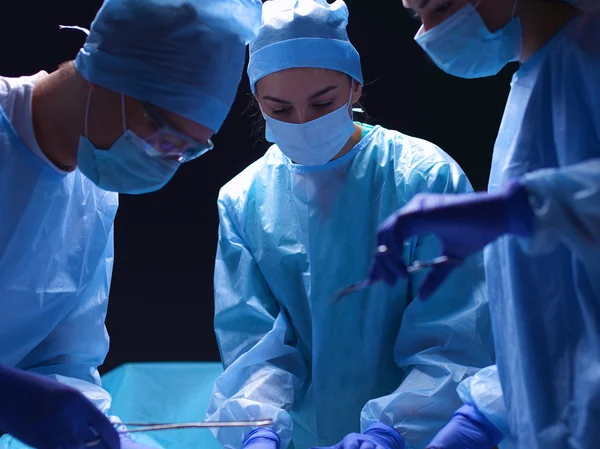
262, 85, 339, 104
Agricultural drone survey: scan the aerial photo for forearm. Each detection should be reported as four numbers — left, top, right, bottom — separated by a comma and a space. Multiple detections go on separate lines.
361, 364, 468, 449
207, 307, 305, 449
520, 158, 600, 256
456, 365, 509, 438
207, 363, 298, 449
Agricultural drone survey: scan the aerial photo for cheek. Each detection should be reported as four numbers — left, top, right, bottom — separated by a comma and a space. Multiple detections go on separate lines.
477, 2, 513, 32
127, 111, 157, 139
421, 15, 443, 31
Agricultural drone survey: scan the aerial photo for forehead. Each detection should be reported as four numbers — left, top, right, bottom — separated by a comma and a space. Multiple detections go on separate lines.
257, 68, 347, 95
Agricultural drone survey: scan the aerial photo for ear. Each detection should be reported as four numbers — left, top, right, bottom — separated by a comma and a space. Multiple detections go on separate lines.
351, 82, 363, 104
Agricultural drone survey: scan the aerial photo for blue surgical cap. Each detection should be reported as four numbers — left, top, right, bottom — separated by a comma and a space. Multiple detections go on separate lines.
74, 0, 262, 133
247, 0, 363, 93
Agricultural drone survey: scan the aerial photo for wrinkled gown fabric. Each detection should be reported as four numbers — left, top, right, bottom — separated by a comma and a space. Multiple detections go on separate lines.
206, 124, 495, 449
483, 13, 600, 449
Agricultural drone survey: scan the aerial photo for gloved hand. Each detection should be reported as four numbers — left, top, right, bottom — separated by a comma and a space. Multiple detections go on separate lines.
119, 433, 158, 449
370, 180, 533, 300
242, 428, 280, 449
0, 364, 119, 449
312, 422, 404, 449
427, 403, 504, 449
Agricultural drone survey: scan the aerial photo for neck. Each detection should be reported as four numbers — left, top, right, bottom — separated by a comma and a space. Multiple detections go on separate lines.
518, 0, 581, 62
32, 66, 88, 171
332, 123, 363, 161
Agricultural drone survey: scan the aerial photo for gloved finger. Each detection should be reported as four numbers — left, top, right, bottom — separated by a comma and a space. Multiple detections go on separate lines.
418, 262, 459, 301
87, 413, 120, 449
119, 433, 155, 449
372, 243, 409, 284
340, 436, 363, 449
342, 441, 361, 449
381, 246, 408, 280
368, 254, 397, 285
358, 441, 375, 449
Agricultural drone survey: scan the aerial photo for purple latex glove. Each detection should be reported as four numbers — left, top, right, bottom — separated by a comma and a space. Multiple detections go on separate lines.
0, 364, 120, 449
427, 403, 504, 449
311, 422, 405, 449
371, 180, 533, 300
242, 428, 280, 449
119, 433, 158, 449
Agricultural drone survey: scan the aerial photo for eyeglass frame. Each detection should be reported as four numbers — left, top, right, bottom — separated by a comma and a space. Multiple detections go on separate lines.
140, 101, 215, 163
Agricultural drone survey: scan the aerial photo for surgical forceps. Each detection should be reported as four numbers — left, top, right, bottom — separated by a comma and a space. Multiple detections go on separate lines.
328, 245, 461, 304
84, 419, 273, 447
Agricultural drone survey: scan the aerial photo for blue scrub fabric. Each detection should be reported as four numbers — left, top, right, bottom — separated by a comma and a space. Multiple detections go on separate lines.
0, 106, 119, 447
483, 12, 600, 449
101, 363, 225, 449
206, 123, 495, 449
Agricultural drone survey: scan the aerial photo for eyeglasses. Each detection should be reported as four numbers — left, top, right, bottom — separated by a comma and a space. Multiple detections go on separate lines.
140, 102, 214, 163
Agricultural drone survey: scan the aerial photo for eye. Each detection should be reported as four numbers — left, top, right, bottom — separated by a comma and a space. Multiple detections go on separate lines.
272, 108, 292, 115
313, 101, 333, 109
434, 1, 452, 14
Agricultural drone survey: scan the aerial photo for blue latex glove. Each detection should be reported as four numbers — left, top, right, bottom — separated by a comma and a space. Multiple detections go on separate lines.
371, 180, 533, 300
242, 428, 280, 449
0, 364, 119, 449
427, 403, 504, 449
312, 422, 405, 449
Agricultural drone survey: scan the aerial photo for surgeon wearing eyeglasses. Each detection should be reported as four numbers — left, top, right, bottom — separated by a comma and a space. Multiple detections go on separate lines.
365, 0, 600, 448
204, 2, 495, 449
0, 0, 261, 448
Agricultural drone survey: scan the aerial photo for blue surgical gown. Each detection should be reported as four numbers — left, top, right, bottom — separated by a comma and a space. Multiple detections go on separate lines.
206, 124, 495, 449
473, 12, 600, 449
0, 105, 119, 444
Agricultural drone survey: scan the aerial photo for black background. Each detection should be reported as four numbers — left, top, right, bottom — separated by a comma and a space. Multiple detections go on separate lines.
0, 1, 514, 373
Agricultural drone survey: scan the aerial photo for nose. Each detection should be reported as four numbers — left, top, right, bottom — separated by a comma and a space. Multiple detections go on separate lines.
295, 107, 313, 125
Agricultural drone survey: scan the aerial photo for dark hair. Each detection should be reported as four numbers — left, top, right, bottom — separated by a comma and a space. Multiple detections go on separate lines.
247, 71, 371, 141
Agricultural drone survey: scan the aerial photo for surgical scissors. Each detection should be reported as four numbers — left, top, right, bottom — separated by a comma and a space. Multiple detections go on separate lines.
328, 245, 461, 304
83, 419, 273, 447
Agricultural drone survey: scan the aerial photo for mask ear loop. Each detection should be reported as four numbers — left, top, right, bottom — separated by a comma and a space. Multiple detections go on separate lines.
349, 80, 365, 115
348, 80, 365, 117
511, 0, 518, 18
121, 94, 127, 133
85, 88, 92, 139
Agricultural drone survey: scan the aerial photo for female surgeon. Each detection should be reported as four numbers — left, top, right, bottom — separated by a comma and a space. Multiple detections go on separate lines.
368, 0, 600, 448
205, 1, 495, 449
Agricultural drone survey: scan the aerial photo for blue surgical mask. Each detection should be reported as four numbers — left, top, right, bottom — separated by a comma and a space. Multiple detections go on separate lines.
77, 90, 180, 194
262, 86, 356, 166
414, 0, 522, 79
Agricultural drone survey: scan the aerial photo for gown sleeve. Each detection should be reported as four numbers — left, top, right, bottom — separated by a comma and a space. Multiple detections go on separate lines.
205, 193, 308, 449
